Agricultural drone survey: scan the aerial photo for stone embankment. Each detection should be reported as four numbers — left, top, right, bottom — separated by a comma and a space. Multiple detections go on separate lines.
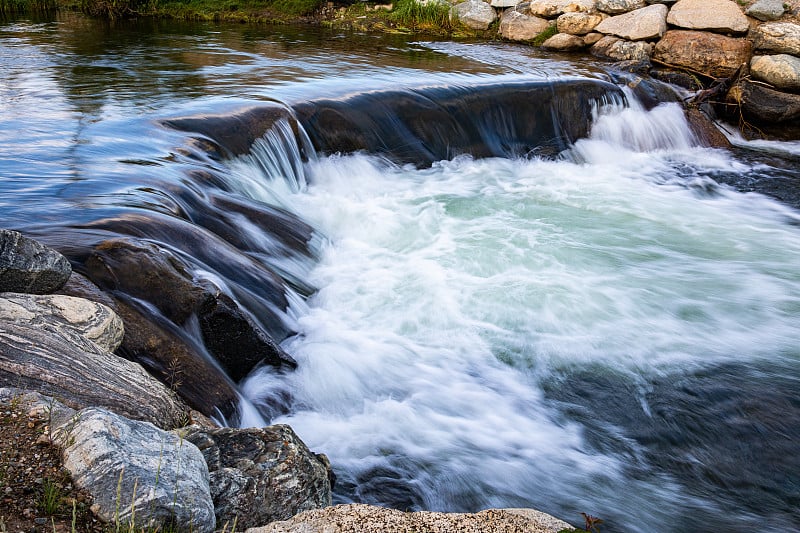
446, 0, 800, 132
0, 229, 574, 532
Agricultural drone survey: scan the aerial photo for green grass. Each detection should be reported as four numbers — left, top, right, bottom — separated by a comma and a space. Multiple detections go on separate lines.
531, 23, 558, 46
0, 0, 57, 13
392, 0, 452, 32
39, 478, 63, 516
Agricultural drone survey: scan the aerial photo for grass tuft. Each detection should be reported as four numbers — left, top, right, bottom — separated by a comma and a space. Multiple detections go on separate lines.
392, 0, 452, 32
531, 23, 558, 46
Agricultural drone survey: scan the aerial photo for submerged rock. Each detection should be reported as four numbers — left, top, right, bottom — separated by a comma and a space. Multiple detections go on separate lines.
0, 230, 71, 294
186, 424, 333, 529
57, 408, 215, 533
244, 504, 572, 533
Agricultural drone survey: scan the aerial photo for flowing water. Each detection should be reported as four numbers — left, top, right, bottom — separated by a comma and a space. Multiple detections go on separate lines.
2, 13, 800, 532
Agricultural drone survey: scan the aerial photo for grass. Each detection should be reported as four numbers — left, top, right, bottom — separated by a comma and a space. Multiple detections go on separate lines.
531, 22, 557, 46
392, 0, 453, 32
40, 478, 64, 516
0, 0, 57, 13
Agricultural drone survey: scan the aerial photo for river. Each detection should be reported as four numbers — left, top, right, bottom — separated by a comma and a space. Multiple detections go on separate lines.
2, 12, 800, 532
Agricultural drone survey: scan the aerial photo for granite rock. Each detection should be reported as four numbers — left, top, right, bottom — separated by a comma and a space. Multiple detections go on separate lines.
0, 230, 71, 294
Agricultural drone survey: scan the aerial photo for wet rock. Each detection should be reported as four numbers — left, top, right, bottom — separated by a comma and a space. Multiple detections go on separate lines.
684, 107, 732, 149
557, 12, 605, 35
244, 504, 573, 533
727, 79, 800, 123
499, 9, 551, 40
0, 307, 190, 430
596, 0, 645, 15
750, 54, 800, 92
666, 0, 750, 34
452, 0, 497, 30
56, 408, 214, 533
653, 30, 752, 78
0, 293, 123, 353
185, 424, 333, 529
746, 0, 785, 21
56, 272, 119, 311
0, 230, 71, 295
595, 4, 667, 41
591, 35, 654, 61
527, 0, 595, 18
753, 22, 800, 56
542, 32, 588, 50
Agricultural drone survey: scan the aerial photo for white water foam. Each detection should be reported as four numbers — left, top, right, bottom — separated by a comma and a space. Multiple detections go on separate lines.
231, 96, 800, 529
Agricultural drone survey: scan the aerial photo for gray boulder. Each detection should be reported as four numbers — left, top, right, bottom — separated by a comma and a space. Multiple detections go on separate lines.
591, 35, 654, 61
499, 9, 552, 40
185, 425, 333, 529
595, 4, 667, 41
753, 22, 800, 56
596, 0, 646, 15
245, 504, 573, 533
56, 408, 214, 533
452, 0, 497, 30
666, 0, 750, 34
0, 293, 124, 353
750, 54, 800, 91
0, 230, 71, 294
746, 0, 785, 21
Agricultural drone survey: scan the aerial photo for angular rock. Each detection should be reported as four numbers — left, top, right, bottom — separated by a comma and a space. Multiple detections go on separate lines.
245, 504, 573, 533
499, 9, 552, 40
750, 54, 800, 91
542, 32, 588, 50
185, 425, 333, 529
527, 0, 595, 18
0, 230, 71, 294
666, 0, 749, 34
653, 30, 752, 78
57, 408, 214, 533
746, 0, 785, 21
491, 0, 521, 6
753, 22, 800, 56
0, 293, 124, 353
596, 0, 646, 14
0, 313, 191, 430
727, 79, 800, 123
557, 12, 606, 35
452, 0, 497, 30
595, 4, 667, 40
591, 35, 654, 61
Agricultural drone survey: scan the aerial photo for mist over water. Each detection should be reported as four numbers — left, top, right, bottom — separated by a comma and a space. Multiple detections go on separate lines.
236, 99, 800, 531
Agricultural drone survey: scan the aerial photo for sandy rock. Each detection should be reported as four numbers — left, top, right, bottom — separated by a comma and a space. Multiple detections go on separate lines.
57, 408, 214, 533
666, 0, 749, 34
583, 31, 604, 44
0, 230, 71, 294
499, 9, 552, 40
596, 0, 645, 15
527, 0, 595, 18
245, 503, 573, 533
185, 425, 333, 529
746, 0, 785, 21
542, 32, 589, 50
452, 0, 497, 30
0, 293, 124, 353
753, 22, 800, 56
595, 4, 667, 40
491, 0, 521, 6
750, 54, 800, 91
591, 35, 654, 61
653, 30, 752, 78
557, 12, 606, 34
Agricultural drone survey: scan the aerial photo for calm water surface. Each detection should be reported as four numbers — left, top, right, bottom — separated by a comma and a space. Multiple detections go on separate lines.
2, 13, 800, 532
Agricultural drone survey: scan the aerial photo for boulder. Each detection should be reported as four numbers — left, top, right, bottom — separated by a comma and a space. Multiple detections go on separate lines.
542, 32, 589, 50
499, 9, 552, 40
653, 30, 752, 78
527, 0, 595, 18
750, 54, 800, 91
727, 79, 800, 123
753, 22, 800, 56
595, 4, 667, 41
666, 0, 749, 34
0, 293, 123, 353
490, 0, 521, 6
185, 425, 333, 529
56, 408, 215, 533
557, 12, 606, 35
0, 306, 191, 429
0, 230, 71, 294
591, 35, 654, 61
596, 0, 646, 14
244, 504, 573, 533
746, 0, 785, 21
684, 107, 732, 149
583, 31, 604, 45
452, 0, 497, 30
